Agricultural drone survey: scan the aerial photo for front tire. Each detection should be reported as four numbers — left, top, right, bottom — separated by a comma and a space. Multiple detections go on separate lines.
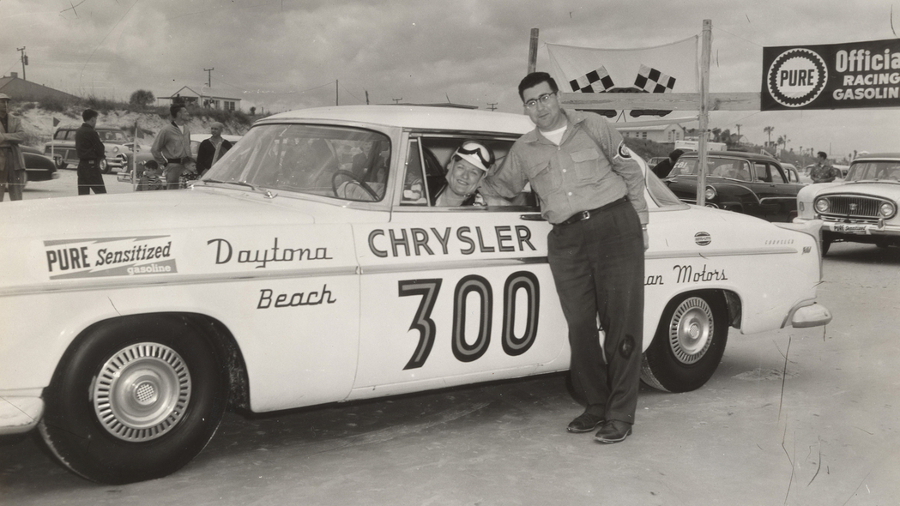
38, 315, 228, 484
641, 291, 728, 393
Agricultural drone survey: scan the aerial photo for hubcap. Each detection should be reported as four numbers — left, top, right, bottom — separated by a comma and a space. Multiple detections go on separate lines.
92, 343, 191, 442
668, 297, 715, 364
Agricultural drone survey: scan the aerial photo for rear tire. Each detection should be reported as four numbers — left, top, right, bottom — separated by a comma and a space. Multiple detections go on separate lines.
641, 291, 728, 393
38, 315, 228, 484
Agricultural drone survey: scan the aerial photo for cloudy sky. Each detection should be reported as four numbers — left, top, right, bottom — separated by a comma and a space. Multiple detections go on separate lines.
2, 0, 898, 158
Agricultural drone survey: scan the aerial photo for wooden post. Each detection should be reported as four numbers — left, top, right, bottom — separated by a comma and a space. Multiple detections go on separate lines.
697, 19, 712, 207
528, 28, 539, 74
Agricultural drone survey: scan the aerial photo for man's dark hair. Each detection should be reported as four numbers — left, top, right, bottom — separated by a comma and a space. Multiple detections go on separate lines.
518, 72, 559, 101
817, 151, 827, 159
82, 109, 99, 122
669, 149, 684, 161
170, 103, 187, 118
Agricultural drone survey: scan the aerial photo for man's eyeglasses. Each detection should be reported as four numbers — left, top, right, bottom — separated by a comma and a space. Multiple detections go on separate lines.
455, 142, 494, 169
523, 92, 556, 109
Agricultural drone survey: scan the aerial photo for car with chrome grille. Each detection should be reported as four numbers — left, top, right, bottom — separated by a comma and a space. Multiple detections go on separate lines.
794, 152, 900, 254
0, 106, 831, 484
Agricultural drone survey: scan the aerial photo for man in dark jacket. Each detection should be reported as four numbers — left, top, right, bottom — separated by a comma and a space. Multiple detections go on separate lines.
75, 109, 107, 195
196, 122, 232, 176
651, 149, 684, 179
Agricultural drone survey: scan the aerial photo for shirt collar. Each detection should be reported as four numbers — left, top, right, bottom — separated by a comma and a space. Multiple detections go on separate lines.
521, 109, 586, 144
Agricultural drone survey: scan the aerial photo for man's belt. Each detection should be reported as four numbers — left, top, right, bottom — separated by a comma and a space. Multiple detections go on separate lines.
557, 197, 628, 226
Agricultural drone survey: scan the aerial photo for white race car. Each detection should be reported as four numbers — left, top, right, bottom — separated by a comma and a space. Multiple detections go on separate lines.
0, 106, 831, 484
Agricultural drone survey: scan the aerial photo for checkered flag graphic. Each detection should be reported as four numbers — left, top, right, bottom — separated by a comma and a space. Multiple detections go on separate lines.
569, 66, 614, 93
634, 65, 676, 93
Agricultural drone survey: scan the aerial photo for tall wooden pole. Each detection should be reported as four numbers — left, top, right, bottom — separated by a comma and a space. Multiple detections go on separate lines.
696, 19, 712, 207
528, 28, 539, 74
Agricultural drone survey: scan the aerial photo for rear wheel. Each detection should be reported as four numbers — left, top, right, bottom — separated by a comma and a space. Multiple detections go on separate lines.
38, 315, 228, 484
641, 292, 728, 393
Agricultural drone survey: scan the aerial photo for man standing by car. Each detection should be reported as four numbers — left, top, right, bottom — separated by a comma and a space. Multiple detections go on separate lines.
75, 109, 107, 195
196, 122, 232, 176
152, 103, 193, 189
481, 72, 648, 444
0, 93, 27, 201
810, 151, 839, 183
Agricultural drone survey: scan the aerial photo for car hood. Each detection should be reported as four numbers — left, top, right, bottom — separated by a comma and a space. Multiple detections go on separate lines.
797, 180, 898, 200
0, 188, 319, 240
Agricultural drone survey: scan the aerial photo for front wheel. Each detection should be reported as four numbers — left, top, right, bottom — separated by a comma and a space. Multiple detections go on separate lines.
641, 291, 729, 393
38, 315, 228, 484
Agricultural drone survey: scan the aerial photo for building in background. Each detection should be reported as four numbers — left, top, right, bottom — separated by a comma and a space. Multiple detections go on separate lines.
0, 72, 80, 103
161, 86, 242, 111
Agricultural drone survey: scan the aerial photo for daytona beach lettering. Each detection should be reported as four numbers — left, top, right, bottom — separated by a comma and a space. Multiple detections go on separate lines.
207, 238, 332, 268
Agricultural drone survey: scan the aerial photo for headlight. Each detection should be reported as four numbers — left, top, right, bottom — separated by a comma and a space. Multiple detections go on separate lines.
704, 186, 717, 200
814, 198, 830, 213
112, 146, 120, 153
880, 202, 896, 217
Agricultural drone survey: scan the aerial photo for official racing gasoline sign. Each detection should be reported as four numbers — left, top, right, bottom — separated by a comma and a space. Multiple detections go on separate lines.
762, 38, 900, 110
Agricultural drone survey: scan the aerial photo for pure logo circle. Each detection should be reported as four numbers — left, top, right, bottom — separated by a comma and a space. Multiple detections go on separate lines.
767, 48, 828, 107
694, 231, 711, 246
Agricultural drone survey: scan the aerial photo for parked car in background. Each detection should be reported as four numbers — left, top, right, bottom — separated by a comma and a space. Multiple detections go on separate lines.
0, 106, 830, 484
44, 126, 132, 173
21, 145, 59, 186
781, 162, 812, 185
663, 150, 806, 222
794, 152, 900, 254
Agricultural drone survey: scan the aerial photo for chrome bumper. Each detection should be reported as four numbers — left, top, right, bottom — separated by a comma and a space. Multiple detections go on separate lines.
788, 302, 833, 329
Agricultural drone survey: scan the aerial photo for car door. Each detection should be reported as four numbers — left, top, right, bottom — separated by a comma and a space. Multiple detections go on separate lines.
752, 162, 804, 222
350, 133, 569, 400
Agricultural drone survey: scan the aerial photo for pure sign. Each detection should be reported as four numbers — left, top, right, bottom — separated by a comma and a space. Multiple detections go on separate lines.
761, 38, 900, 110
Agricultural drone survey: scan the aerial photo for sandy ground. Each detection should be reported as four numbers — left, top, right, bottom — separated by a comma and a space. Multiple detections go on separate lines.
1, 177, 899, 504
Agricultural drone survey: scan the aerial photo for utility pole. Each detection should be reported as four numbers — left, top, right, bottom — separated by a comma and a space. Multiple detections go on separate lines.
204, 67, 214, 87
735, 124, 741, 137
336, 80, 339, 106
392, 98, 403, 104
487, 102, 497, 111
17, 47, 27, 81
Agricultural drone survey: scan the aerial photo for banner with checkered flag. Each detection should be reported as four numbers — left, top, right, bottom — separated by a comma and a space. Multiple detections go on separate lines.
547, 38, 698, 95
569, 66, 614, 93
634, 65, 676, 93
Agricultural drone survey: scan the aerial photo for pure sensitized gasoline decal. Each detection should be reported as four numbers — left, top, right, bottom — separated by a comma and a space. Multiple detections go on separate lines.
43, 235, 176, 280
762, 38, 900, 110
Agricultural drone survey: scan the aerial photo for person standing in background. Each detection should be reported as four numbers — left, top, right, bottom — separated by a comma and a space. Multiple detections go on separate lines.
74, 109, 107, 195
810, 151, 840, 183
196, 122, 232, 176
0, 93, 28, 201
151, 103, 192, 189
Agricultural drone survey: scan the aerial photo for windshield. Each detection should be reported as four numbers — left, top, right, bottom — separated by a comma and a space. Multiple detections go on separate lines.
645, 169, 688, 208
100, 130, 128, 143
204, 124, 391, 201
671, 157, 753, 182
847, 161, 900, 181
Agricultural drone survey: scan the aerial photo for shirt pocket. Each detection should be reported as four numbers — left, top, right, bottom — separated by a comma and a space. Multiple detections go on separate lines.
527, 161, 563, 193
570, 149, 601, 181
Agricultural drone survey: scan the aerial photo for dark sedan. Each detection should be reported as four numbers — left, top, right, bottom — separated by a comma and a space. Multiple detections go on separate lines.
22, 145, 59, 184
663, 151, 805, 222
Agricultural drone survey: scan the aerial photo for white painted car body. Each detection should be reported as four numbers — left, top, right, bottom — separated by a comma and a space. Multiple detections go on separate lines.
0, 106, 831, 483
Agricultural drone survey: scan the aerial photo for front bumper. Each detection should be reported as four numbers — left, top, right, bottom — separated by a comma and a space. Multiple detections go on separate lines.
785, 302, 832, 329
820, 220, 900, 238
0, 395, 43, 435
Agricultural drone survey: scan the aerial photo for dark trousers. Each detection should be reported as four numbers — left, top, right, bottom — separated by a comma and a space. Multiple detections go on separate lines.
77, 160, 107, 195
548, 199, 644, 424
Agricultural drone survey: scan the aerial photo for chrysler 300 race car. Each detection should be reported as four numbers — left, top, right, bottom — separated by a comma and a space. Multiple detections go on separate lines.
0, 106, 831, 484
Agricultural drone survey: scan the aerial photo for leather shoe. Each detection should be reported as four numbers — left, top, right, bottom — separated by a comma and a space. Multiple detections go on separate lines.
567, 412, 605, 433
594, 420, 632, 443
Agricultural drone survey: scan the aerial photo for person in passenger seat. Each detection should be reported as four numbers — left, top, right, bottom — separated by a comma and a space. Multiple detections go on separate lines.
431, 141, 493, 206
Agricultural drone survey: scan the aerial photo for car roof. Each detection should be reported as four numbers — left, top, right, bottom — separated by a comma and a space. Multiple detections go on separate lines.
853, 152, 900, 161
681, 150, 782, 163
260, 105, 535, 135
57, 125, 125, 131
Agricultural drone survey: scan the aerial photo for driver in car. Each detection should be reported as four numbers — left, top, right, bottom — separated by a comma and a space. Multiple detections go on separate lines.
431, 141, 493, 206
